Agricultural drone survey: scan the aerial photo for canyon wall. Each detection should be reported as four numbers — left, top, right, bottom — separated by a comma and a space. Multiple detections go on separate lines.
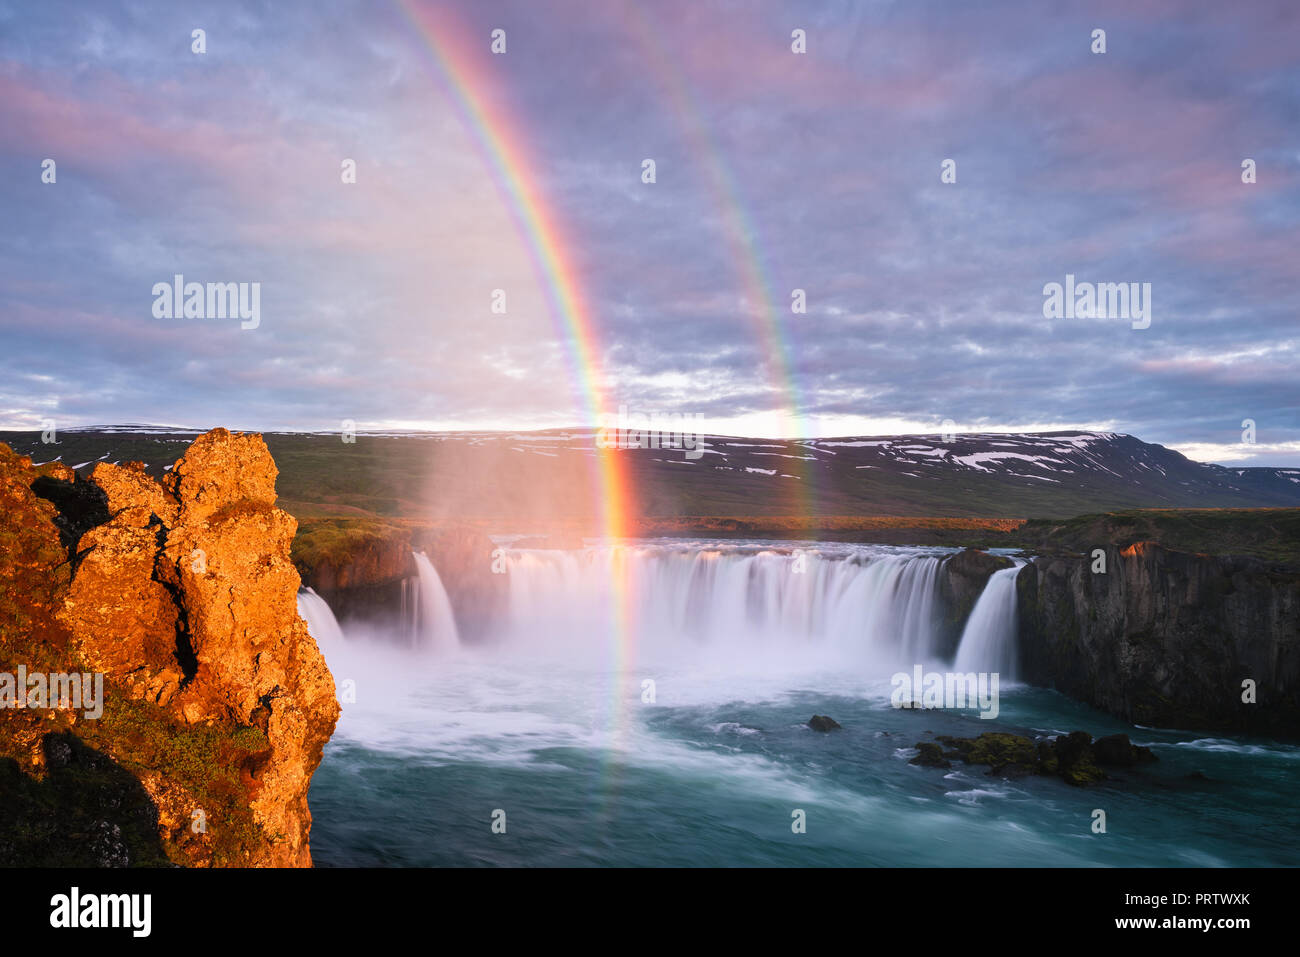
936, 547, 1014, 659
293, 521, 503, 641
0, 429, 339, 866
1018, 543, 1300, 737
292, 520, 416, 625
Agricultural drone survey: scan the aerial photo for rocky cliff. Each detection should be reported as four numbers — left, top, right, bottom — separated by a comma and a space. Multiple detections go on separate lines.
0, 429, 339, 866
936, 548, 1014, 658
293, 520, 504, 641
292, 519, 416, 625
1018, 543, 1299, 737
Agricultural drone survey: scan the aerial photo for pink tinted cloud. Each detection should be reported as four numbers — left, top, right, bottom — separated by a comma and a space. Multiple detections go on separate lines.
586, 0, 1001, 118
1136, 353, 1296, 387
0, 65, 364, 228
0, 63, 498, 262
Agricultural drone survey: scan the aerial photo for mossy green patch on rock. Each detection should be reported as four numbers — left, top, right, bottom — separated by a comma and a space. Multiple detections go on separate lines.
908, 742, 951, 768
921, 727, 1155, 787
966, 732, 1039, 770
75, 697, 271, 866
0, 733, 169, 868
0, 434, 339, 867
291, 518, 412, 583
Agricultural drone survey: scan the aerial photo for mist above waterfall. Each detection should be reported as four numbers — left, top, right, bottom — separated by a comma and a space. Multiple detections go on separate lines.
301, 537, 1300, 869
300, 541, 1023, 687
495, 543, 962, 678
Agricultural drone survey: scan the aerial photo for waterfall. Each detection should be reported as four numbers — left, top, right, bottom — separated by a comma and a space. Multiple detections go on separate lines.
953, 565, 1022, 678
412, 550, 461, 652
297, 587, 346, 648
495, 543, 953, 670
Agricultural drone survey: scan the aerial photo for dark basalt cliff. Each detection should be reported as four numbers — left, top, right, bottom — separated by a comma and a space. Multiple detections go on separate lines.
1018, 543, 1300, 737
0, 429, 339, 866
936, 547, 1014, 658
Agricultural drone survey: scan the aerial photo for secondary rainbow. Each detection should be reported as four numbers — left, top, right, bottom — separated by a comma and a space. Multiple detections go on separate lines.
619, 5, 820, 519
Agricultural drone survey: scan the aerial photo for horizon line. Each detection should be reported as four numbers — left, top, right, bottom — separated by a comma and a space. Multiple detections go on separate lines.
3, 422, 1299, 470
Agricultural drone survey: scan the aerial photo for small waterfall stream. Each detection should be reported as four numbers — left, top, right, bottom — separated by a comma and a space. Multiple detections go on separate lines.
297, 586, 346, 648
952, 564, 1023, 678
412, 550, 461, 652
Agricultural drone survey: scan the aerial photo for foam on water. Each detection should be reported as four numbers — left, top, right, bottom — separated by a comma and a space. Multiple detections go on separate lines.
301, 541, 1300, 867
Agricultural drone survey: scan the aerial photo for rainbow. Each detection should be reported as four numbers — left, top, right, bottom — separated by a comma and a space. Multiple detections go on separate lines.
393, 4, 825, 779
618, 5, 819, 518
393, 1, 636, 680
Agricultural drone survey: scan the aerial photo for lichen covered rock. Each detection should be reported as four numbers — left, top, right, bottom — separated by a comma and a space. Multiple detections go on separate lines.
908, 742, 951, 767
0, 430, 339, 867
920, 728, 1155, 787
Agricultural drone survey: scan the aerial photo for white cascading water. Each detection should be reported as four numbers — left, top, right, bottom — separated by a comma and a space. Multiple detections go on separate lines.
301, 543, 1021, 677
412, 550, 461, 652
297, 586, 346, 648
498, 543, 957, 673
952, 564, 1023, 678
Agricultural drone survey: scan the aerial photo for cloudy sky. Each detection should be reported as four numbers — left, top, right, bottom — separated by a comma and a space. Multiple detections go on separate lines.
1, 0, 1297, 464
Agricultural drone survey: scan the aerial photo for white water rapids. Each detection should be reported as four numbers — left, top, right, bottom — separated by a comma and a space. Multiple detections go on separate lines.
298, 542, 1300, 870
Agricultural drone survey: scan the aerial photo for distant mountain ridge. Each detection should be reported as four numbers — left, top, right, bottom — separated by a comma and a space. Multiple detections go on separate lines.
2, 426, 1297, 520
